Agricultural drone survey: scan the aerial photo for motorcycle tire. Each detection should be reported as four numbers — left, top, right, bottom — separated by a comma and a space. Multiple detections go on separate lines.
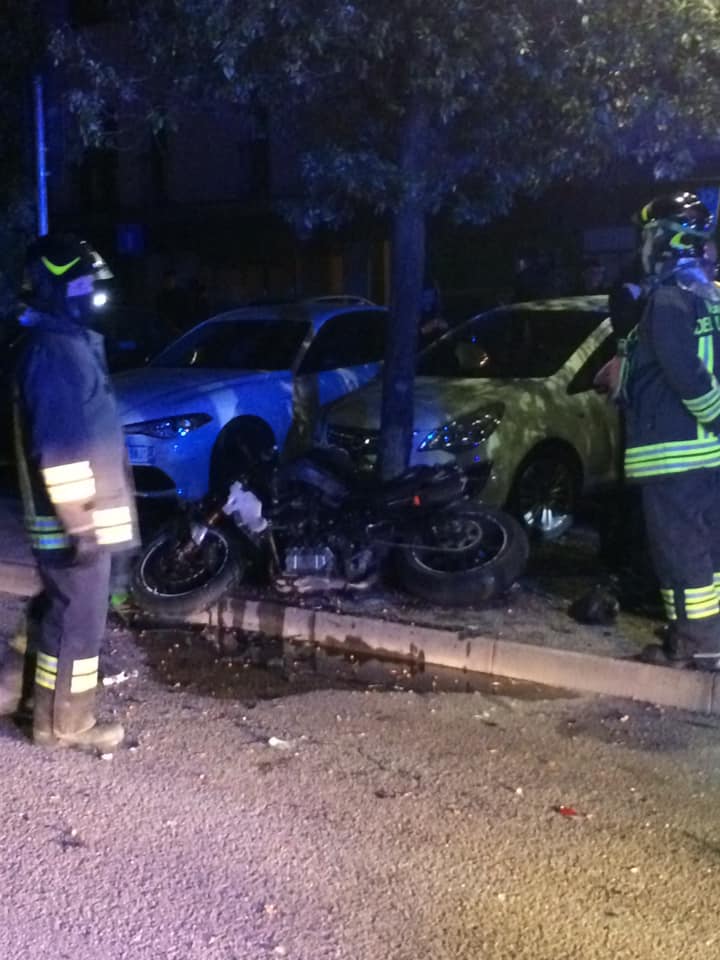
394, 502, 529, 606
130, 526, 242, 618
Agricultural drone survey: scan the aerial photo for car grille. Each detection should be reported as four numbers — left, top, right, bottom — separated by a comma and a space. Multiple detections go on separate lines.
327, 425, 378, 458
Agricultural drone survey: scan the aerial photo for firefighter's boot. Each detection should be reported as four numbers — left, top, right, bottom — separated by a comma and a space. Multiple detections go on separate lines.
0, 646, 26, 716
641, 619, 720, 671
32, 669, 124, 752
0, 620, 36, 717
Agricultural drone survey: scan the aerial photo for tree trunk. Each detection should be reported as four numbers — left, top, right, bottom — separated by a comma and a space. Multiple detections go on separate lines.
378, 98, 428, 481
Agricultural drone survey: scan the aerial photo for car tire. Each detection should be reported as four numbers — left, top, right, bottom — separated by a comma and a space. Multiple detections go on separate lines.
209, 419, 276, 496
506, 448, 580, 541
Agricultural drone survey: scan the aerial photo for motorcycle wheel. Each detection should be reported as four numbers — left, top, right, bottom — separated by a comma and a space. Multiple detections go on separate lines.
130, 527, 242, 618
394, 502, 529, 606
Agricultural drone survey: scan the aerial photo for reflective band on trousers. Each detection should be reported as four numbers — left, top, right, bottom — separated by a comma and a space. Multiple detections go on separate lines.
35, 652, 58, 691
660, 585, 719, 621
93, 505, 134, 545
70, 656, 99, 694
42, 460, 96, 504
34, 654, 99, 693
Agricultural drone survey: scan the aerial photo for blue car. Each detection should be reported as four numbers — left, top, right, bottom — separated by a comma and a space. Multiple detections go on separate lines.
113, 297, 388, 502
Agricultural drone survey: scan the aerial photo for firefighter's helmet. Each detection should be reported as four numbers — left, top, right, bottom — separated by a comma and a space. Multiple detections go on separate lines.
23, 233, 113, 313
637, 192, 714, 277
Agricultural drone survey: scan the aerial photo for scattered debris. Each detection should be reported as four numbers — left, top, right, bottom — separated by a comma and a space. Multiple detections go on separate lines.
568, 584, 620, 626
59, 828, 84, 851
102, 669, 138, 687
267, 736, 292, 750
554, 805, 580, 818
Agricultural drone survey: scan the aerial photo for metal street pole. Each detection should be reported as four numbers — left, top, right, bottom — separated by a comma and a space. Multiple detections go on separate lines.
33, 73, 49, 236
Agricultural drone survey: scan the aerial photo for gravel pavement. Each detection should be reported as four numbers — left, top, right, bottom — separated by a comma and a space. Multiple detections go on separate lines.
2, 593, 720, 960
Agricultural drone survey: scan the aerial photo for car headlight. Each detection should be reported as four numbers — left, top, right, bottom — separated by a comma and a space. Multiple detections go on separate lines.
123, 413, 212, 439
417, 403, 504, 452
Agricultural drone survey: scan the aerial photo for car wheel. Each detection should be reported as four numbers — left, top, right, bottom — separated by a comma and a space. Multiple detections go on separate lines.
209, 419, 276, 496
506, 449, 580, 541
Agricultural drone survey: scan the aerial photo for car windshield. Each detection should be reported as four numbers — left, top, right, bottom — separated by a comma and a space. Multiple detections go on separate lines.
416, 307, 604, 379
151, 318, 311, 370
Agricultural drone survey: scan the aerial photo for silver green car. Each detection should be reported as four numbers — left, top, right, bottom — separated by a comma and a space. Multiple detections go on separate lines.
319, 296, 620, 539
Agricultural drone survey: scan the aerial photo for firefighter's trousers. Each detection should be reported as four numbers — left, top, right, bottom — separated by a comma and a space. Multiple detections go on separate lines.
642, 469, 720, 660
30, 552, 112, 735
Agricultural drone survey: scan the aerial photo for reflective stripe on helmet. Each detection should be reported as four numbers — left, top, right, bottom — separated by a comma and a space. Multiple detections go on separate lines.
40, 255, 81, 277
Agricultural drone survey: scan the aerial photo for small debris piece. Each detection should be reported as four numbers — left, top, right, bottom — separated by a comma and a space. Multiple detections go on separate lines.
569, 585, 620, 625
555, 805, 579, 817
268, 736, 292, 750
60, 828, 84, 851
102, 669, 137, 687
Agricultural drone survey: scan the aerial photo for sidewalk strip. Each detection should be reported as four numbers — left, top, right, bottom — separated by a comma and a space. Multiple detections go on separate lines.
1, 558, 717, 716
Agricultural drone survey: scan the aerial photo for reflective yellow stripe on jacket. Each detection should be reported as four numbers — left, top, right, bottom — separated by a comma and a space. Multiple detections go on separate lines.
41, 460, 96, 504
625, 333, 720, 479
93, 506, 134, 546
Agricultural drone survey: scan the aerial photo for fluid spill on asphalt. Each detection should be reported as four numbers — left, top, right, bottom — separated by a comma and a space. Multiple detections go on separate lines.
135, 627, 573, 703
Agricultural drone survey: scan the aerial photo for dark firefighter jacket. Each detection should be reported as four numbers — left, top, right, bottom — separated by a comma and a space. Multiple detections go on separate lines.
624, 283, 720, 481
13, 311, 138, 559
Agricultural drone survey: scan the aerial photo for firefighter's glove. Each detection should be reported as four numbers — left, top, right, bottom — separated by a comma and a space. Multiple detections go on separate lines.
71, 532, 99, 566
55, 504, 99, 565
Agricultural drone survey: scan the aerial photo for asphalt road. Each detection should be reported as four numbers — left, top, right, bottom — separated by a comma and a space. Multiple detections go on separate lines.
1, 592, 719, 960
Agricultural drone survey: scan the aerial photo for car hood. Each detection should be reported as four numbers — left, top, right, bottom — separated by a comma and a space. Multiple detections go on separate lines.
113, 367, 291, 423
325, 376, 542, 432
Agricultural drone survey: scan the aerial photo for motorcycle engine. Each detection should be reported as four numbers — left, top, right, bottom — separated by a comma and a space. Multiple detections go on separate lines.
283, 545, 338, 577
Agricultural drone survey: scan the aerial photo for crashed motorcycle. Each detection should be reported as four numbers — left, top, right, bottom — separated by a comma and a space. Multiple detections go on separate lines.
130, 447, 529, 617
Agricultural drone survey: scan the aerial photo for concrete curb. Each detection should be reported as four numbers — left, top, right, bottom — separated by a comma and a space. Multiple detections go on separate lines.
2, 558, 717, 715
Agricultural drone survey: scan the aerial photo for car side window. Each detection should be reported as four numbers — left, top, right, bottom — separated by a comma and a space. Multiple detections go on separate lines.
299, 309, 387, 373
567, 334, 618, 395
418, 308, 605, 379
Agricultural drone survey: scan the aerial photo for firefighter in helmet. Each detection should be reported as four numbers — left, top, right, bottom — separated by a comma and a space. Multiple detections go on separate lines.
623, 192, 720, 667
0, 234, 138, 749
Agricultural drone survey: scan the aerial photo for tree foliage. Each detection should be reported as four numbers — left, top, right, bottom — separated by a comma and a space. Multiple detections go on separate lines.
69, 0, 720, 217
59, 0, 720, 474
0, 0, 42, 316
